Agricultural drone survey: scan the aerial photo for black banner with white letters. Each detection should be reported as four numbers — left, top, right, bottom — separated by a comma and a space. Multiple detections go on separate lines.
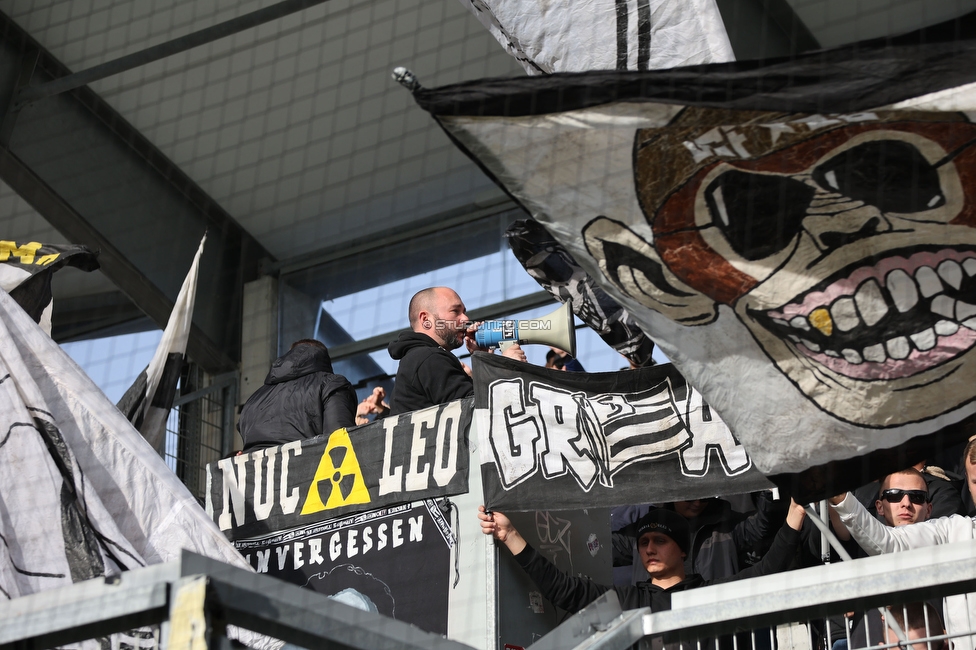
206, 400, 471, 541
473, 354, 773, 511
233, 501, 453, 635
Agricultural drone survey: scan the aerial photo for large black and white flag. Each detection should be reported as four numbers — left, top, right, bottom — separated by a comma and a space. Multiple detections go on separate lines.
117, 234, 205, 453
473, 353, 772, 511
417, 18, 976, 499
0, 287, 255, 596
0, 240, 99, 335
458, 0, 734, 75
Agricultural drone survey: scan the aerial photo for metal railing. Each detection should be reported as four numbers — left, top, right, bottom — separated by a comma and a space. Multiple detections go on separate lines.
164, 366, 238, 501
526, 538, 976, 650
4, 538, 976, 650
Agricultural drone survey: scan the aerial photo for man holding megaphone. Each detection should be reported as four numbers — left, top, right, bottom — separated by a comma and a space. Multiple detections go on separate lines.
388, 287, 527, 415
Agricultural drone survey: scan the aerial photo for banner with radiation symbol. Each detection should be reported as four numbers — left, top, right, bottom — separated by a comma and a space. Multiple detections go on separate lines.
207, 400, 471, 541
415, 16, 976, 499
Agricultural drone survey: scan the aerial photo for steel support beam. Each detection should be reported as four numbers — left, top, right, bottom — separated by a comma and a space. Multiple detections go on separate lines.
0, 12, 275, 371
0, 563, 178, 649
0, 145, 233, 369
14, 0, 334, 108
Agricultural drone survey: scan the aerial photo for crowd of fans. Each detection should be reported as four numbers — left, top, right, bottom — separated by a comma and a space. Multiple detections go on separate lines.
232, 285, 974, 649
480, 436, 976, 650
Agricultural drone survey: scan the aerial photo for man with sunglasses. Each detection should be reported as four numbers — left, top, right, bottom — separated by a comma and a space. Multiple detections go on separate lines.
830, 467, 976, 650
840, 470, 935, 649
876, 469, 932, 528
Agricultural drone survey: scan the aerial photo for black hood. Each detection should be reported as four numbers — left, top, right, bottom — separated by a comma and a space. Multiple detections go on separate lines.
265, 344, 335, 385
388, 331, 440, 360
664, 498, 732, 528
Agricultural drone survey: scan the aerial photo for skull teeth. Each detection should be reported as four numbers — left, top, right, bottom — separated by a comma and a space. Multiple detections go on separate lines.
766, 254, 976, 364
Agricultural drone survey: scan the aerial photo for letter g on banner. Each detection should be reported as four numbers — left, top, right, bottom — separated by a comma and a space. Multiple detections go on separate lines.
487, 377, 543, 488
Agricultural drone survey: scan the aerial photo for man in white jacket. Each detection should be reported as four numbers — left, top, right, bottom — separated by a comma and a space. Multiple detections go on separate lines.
830, 439, 976, 650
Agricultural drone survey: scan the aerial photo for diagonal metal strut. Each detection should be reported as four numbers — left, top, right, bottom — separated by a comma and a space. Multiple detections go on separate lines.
14, 0, 333, 108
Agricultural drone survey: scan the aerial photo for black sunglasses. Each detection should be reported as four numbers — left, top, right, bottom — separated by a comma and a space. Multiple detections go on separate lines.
880, 489, 929, 505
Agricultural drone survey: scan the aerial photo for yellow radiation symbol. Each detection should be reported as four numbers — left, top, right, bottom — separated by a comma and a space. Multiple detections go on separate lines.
300, 428, 371, 514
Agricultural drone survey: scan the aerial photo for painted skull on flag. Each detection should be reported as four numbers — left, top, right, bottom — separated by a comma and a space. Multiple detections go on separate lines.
585, 110, 976, 428
413, 26, 976, 483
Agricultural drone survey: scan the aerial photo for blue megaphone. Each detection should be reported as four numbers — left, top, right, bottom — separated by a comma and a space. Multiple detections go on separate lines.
474, 302, 576, 356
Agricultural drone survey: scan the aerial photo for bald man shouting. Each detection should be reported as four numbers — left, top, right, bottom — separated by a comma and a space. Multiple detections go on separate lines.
388, 287, 525, 415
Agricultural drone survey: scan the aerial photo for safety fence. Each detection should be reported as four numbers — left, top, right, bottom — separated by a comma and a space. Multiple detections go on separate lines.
163, 365, 238, 503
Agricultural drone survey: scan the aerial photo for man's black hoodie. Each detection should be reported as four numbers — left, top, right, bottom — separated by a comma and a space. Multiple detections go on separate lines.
239, 344, 357, 451
388, 332, 472, 415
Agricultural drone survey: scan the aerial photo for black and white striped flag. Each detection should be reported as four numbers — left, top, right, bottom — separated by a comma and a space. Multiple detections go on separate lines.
117, 235, 205, 454
458, 0, 733, 75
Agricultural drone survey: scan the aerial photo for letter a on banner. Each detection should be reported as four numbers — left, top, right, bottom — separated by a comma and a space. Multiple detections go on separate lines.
301, 429, 370, 514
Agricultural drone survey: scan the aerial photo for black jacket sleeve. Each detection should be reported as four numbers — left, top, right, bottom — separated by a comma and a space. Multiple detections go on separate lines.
514, 544, 616, 613
322, 380, 358, 433
925, 474, 965, 518
732, 491, 788, 553
711, 523, 800, 586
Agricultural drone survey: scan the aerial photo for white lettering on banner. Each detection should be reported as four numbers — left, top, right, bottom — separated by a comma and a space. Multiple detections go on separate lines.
216, 440, 302, 529
408, 516, 424, 543
487, 377, 747, 490
256, 549, 270, 573
276, 546, 289, 571
253, 448, 277, 521
529, 384, 600, 490
392, 519, 403, 547
213, 406, 463, 529
379, 404, 463, 496
405, 409, 433, 492
279, 441, 302, 514
309, 538, 324, 564
217, 454, 248, 530
488, 377, 542, 484
378, 416, 402, 496
678, 388, 752, 476
249, 516, 426, 573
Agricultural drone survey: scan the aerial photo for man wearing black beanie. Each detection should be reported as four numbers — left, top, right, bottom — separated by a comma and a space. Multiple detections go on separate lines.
477, 500, 806, 614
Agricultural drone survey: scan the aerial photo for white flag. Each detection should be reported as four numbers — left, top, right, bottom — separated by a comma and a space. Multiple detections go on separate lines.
117, 234, 205, 453
458, 0, 734, 75
0, 284, 252, 591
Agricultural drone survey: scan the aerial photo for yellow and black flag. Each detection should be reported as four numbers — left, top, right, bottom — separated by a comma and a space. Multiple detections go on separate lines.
0, 240, 98, 334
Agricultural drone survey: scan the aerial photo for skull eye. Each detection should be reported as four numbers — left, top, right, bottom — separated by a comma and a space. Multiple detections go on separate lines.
811, 140, 945, 213
704, 169, 814, 261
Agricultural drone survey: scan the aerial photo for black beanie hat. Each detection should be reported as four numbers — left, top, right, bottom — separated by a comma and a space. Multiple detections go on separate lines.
633, 509, 690, 555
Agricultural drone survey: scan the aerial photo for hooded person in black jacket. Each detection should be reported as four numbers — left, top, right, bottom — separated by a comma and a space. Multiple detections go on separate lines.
239, 339, 357, 452
478, 501, 806, 615
388, 287, 524, 415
